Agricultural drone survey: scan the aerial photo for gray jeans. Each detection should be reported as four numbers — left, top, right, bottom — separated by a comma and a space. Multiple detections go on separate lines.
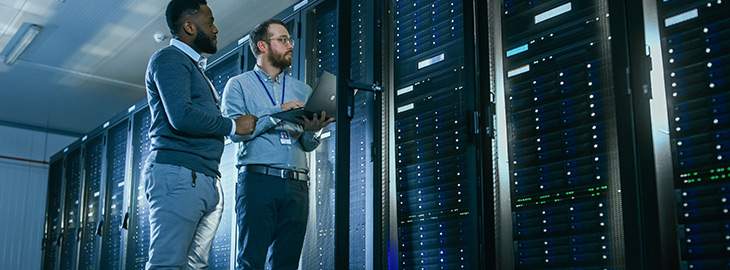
144, 162, 223, 270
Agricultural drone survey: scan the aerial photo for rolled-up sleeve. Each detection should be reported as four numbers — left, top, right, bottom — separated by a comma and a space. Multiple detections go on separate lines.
221, 78, 281, 142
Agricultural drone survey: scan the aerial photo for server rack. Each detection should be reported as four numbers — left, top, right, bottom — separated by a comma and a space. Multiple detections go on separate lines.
125, 106, 153, 270
301, 2, 339, 269
493, 0, 664, 268
653, 1, 730, 269
387, 0, 483, 268
59, 148, 83, 270
77, 135, 106, 270
42, 157, 65, 270
205, 44, 244, 270
99, 120, 131, 270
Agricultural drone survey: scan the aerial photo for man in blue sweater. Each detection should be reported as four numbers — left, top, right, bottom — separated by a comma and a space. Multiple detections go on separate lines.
143, 0, 256, 269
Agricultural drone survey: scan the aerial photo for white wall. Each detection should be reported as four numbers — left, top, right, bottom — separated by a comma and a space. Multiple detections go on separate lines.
0, 125, 76, 270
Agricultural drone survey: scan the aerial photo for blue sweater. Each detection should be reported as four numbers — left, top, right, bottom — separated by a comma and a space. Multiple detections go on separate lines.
144, 45, 232, 177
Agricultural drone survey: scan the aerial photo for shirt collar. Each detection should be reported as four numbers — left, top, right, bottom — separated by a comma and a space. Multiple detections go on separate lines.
170, 38, 207, 69
253, 65, 286, 83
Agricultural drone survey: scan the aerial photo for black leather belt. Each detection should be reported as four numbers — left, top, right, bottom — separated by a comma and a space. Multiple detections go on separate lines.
241, 165, 309, 181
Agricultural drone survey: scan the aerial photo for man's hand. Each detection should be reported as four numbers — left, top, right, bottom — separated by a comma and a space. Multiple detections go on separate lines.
281, 101, 304, 111
300, 111, 335, 132
234, 115, 257, 135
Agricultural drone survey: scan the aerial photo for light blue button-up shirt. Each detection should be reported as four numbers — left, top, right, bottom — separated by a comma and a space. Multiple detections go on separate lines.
221, 65, 321, 172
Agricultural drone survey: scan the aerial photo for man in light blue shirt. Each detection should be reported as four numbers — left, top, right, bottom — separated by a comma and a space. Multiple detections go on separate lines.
221, 19, 333, 269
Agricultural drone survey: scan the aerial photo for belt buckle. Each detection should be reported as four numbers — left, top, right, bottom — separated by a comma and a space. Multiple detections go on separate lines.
280, 169, 293, 179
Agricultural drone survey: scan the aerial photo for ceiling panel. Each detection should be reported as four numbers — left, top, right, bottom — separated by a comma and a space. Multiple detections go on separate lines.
0, 0, 295, 134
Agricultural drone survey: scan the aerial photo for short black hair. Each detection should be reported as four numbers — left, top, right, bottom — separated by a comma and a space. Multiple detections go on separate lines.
249, 19, 287, 56
165, 0, 208, 36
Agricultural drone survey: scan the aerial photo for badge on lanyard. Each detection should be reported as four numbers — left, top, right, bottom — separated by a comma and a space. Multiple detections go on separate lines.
280, 131, 292, 145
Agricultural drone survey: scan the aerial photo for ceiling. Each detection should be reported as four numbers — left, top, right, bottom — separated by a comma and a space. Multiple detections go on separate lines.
0, 0, 296, 135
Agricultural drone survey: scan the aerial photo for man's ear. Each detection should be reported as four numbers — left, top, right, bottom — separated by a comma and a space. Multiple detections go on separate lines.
182, 20, 196, 36
257, 40, 268, 54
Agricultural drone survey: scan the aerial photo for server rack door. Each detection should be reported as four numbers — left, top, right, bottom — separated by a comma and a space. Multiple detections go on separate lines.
78, 136, 106, 269
241, 41, 256, 73
126, 109, 153, 270
100, 120, 131, 270
60, 149, 83, 270
497, 0, 635, 268
205, 50, 242, 97
205, 52, 242, 270
653, 1, 730, 269
349, 0, 379, 268
301, 1, 338, 269
214, 142, 238, 270
389, 0, 481, 268
286, 16, 303, 79
43, 158, 65, 270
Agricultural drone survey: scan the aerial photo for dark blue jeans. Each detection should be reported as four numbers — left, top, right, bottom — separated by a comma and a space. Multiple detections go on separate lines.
235, 172, 309, 270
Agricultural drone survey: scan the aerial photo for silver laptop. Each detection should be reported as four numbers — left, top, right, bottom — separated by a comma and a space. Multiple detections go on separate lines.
271, 71, 337, 123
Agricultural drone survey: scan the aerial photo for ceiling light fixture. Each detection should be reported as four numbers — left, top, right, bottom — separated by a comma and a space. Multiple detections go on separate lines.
2, 23, 42, 65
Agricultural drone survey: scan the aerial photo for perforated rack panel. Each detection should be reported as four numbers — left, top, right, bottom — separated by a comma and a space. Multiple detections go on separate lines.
656, 1, 730, 269
127, 110, 152, 270
501, 1, 625, 269
100, 121, 129, 270
78, 137, 104, 269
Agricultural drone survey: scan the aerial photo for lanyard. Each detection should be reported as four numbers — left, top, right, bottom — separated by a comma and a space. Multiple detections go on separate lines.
254, 71, 286, 106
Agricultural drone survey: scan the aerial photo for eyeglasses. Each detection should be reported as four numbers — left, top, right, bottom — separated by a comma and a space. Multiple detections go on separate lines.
267, 36, 295, 47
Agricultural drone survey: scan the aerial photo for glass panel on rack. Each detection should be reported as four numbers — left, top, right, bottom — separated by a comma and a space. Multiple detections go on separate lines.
100, 121, 129, 270
500, 1, 624, 269
656, 1, 730, 268
78, 137, 104, 269
60, 149, 82, 270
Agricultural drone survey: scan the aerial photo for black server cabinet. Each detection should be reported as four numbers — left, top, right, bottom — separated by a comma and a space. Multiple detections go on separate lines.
126, 109, 153, 270
349, 0, 378, 268
497, 0, 641, 268
241, 40, 256, 72
390, 0, 481, 268
78, 136, 106, 269
206, 50, 242, 97
60, 149, 83, 270
205, 50, 243, 270
100, 120, 131, 270
43, 157, 65, 270
301, 2, 338, 269
655, 1, 730, 269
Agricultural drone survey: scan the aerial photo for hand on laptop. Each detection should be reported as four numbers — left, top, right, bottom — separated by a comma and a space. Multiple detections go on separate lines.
300, 111, 335, 132
282, 101, 304, 111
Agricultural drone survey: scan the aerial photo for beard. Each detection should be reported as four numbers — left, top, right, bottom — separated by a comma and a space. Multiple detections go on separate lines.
193, 30, 217, 54
268, 50, 292, 70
